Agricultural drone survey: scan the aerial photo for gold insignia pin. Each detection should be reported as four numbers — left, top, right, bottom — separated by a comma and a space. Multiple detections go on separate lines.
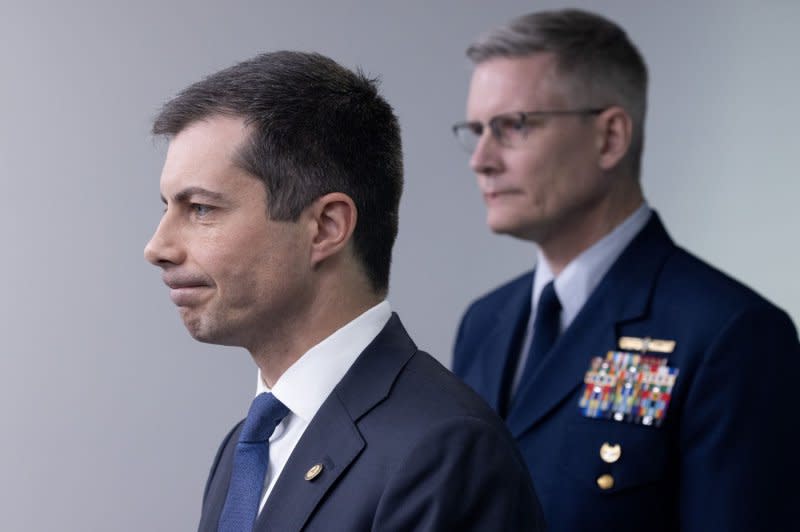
600, 442, 622, 464
618, 336, 676, 354
305, 463, 324, 481
596, 474, 615, 490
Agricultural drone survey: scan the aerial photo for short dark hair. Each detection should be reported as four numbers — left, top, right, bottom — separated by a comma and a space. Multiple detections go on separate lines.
467, 9, 648, 178
153, 51, 403, 295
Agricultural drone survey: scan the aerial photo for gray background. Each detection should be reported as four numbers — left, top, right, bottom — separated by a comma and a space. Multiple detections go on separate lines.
1, 1, 798, 530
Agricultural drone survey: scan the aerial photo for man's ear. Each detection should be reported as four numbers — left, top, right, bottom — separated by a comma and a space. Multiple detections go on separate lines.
307, 192, 357, 267
596, 106, 633, 171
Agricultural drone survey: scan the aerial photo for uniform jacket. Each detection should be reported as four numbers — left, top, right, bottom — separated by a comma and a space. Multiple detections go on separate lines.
199, 314, 545, 531
454, 213, 800, 531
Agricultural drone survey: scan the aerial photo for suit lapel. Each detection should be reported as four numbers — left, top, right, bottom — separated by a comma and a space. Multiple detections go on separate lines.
255, 314, 417, 531
477, 276, 533, 413
198, 422, 244, 532
506, 213, 677, 437
253, 396, 364, 531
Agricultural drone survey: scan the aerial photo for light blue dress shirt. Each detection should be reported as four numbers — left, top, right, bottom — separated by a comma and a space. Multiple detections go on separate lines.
511, 204, 652, 393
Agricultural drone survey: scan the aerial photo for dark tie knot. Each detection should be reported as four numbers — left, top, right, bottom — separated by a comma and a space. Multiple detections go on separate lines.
533, 281, 561, 350
239, 392, 290, 443
538, 281, 561, 316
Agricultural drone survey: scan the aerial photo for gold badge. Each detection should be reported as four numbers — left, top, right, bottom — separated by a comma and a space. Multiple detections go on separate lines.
600, 442, 622, 463
596, 474, 615, 490
304, 463, 324, 481
618, 336, 676, 354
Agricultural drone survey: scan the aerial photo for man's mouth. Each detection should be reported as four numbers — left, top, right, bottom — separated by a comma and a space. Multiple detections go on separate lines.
483, 189, 518, 202
163, 275, 212, 306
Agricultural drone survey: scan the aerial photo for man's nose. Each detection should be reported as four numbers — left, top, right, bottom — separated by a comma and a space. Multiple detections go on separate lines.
144, 214, 184, 267
469, 131, 503, 177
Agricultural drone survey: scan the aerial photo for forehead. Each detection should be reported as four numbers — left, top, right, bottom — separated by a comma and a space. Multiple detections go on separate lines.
467, 53, 570, 118
160, 114, 252, 193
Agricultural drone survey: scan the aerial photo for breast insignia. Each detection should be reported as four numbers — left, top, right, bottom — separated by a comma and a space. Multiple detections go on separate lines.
579, 350, 679, 427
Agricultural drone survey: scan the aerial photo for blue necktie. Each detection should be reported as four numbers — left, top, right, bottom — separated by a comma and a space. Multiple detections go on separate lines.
218, 392, 289, 532
516, 281, 561, 395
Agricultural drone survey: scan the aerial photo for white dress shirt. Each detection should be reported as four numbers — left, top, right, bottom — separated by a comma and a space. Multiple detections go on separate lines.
510, 204, 652, 393
252, 301, 392, 513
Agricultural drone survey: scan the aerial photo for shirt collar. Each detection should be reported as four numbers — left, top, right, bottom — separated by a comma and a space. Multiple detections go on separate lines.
533, 203, 652, 329
256, 300, 392, 422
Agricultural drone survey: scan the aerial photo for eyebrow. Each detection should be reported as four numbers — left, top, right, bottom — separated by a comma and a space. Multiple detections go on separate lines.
161, 186, 226, 204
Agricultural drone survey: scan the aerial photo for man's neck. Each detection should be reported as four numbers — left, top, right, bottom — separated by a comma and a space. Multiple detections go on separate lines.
251, 286, 382, 387
538, 189, 644, 276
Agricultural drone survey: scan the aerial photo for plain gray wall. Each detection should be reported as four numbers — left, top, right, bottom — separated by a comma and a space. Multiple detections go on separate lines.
2, 1, 798, 530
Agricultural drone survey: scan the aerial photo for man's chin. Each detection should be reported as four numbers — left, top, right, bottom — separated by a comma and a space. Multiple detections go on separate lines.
487, 215, 511, 234
487, 212, 546, 243
487, 218, 527, 240
179, 312, 216, 343
182, 317, 241, 347
187, 329, 216, 344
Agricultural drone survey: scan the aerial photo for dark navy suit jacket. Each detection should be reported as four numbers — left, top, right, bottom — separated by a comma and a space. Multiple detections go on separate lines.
199, 314, 545, 531
454, 213, 800, 531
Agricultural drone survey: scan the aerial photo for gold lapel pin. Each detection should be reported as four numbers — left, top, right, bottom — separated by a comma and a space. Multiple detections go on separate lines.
305, 463, 324, 481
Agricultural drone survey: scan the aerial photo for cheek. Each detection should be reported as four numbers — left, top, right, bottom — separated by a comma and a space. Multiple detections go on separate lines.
192, 232, 266, 289
236, 235, 307, 290
542, 135, 598, 189
193, 219, 309, 299
508, 151, 558, 198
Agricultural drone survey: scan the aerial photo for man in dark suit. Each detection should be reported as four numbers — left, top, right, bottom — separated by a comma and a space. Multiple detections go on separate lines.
451, 9, 800, 531
145, 51, 543, 531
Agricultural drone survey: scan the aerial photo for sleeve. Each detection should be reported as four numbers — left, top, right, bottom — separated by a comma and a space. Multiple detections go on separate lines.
678, 304, 800, 531
372, 416, 546, 531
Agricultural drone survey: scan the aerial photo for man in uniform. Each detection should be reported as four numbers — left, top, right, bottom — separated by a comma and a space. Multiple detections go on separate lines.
451, 9, 800, 531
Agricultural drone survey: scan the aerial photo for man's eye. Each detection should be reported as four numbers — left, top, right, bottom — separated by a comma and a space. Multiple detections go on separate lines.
505, 117, 528, 132
191, 204, 213, 217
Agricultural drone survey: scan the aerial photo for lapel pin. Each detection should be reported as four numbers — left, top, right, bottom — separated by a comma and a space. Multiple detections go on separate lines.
305, 463, 324, 481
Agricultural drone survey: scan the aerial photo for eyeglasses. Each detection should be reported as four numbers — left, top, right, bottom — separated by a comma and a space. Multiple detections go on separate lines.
452, 108, 606, 153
